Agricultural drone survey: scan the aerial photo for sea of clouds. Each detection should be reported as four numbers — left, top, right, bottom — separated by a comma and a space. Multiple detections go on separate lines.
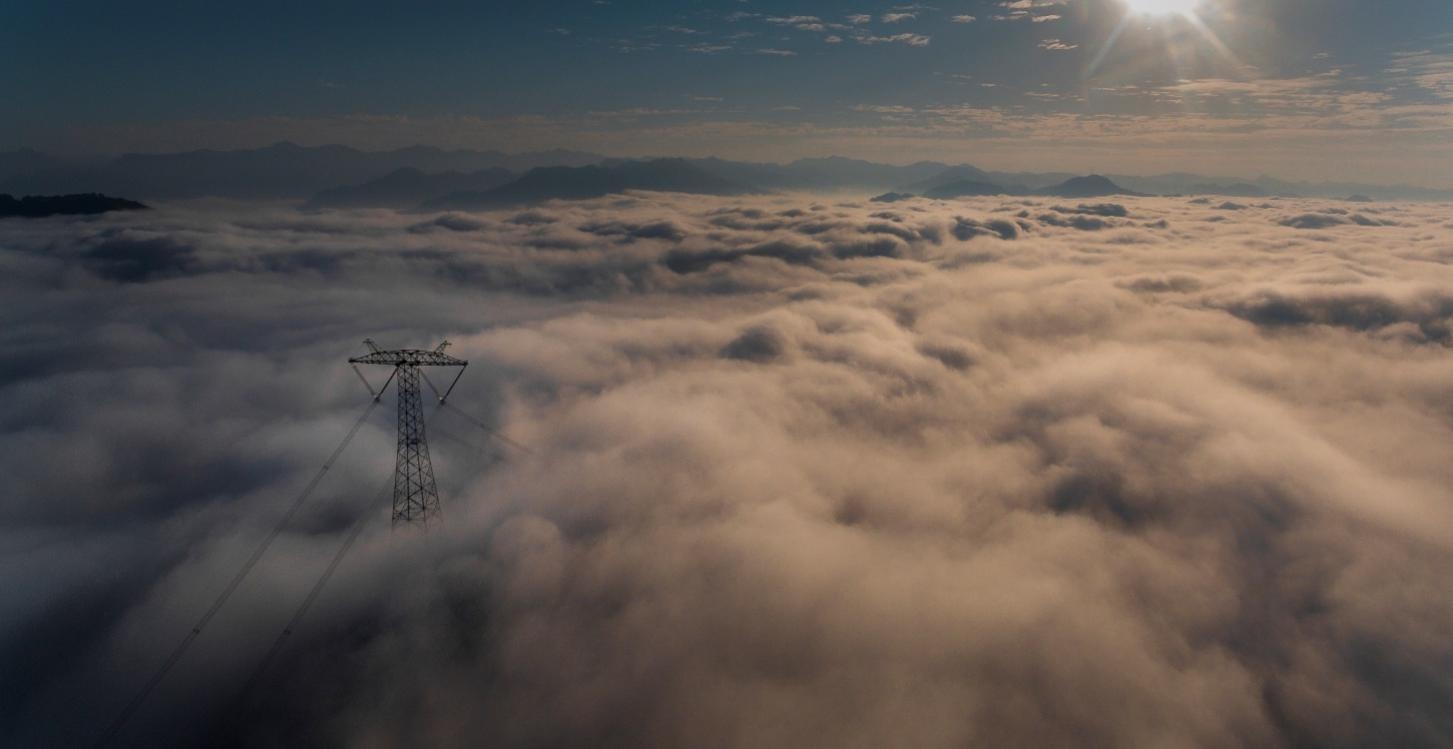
3, 192, 1452, 747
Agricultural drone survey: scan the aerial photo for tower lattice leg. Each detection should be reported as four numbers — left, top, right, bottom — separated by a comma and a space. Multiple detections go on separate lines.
392, 365, 441, 528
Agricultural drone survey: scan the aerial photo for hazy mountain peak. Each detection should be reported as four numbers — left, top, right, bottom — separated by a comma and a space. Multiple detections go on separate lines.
1041, 175, 1140, 198
420, 158, 751, 211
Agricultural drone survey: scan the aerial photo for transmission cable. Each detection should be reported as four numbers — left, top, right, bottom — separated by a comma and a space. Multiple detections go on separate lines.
93, 397, 382, 748
232, 403, 446, 711
440, 402, 534, 455
221, 399, 524, 741
417, 369, 533, 456
232, 472, 393, 708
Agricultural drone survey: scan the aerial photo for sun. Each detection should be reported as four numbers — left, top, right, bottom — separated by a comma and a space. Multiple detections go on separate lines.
1122, 0, 1200, 16
1087, 0, 1236, 78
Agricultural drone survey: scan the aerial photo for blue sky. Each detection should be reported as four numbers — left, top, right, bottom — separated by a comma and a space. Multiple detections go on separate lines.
4, 0, 1453, 184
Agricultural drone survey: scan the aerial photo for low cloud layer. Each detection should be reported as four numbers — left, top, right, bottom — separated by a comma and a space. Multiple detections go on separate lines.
3, 192, 1453, 748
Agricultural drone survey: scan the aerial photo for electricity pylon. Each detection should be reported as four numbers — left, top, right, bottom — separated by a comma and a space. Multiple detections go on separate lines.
349, 339, 467, 528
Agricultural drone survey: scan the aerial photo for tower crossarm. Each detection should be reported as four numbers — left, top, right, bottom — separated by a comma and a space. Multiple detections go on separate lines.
348, 349, 467, 367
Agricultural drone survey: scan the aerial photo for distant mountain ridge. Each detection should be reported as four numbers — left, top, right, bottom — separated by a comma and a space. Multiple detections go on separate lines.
307, 167, 517, 208
919, 174, 1142, 200
923, 180, 1005, 199
5, 145, 1451, 204
681, 156, 958, 191
903, 165, 998, 195
0, 143, 601, 200
422, 159, 753, 210
1045, 175, 1145, 198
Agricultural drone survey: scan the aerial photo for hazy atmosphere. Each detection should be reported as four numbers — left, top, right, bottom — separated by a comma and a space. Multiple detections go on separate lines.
3, 2, 1452, 748
5, 0, 1453, 185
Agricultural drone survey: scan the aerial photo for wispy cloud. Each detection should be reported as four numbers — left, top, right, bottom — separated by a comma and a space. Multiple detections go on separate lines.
1038, 38, 1078, 51
858, 33, 932, 47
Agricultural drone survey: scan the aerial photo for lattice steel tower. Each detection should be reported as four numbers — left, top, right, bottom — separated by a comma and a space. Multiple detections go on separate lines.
349, 340, 468, 528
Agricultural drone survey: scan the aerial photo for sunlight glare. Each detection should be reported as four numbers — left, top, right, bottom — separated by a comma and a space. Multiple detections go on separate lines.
1122, 0, 1200, 16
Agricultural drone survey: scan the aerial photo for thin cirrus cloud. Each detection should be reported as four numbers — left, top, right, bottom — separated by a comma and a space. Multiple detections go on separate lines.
3, 0, 1451, 189
5, 190, 1453, 747
857, 32, 932, 47
1039, 38, 1079, 51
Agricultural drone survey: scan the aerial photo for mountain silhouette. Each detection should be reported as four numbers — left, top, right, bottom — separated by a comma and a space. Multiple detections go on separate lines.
307, 167, 517, 208
0, 193, 147, 218
1037, 175, 1142, 198
679, 158, 793, 188
4, 145, 1450, 202
0, 143, 602, 200
923, 179, 1007, 198
680, 157, 970, 190
422, 159, 752, 210
782, 157, 953, 189
1184, 182, 1268, 198
903, 165, 996, 194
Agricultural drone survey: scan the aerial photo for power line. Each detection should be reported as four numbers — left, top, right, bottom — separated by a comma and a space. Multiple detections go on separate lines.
95, 344, 508, 747
233, 473, 393, 707
232, 395, 526, 712
429, 423, 501, 464
441, 402, 534, 456
416, 361, 531, 456
230, 403, 471, 734
93, 398, 382, 748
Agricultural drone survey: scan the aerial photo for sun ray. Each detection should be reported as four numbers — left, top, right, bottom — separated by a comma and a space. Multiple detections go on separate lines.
1084, 15, 1133, 80
1088, 0, 1242, 80
1181, 10, 1243, 70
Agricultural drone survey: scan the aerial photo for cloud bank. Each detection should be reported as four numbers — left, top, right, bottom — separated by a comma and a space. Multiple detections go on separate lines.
2, 191, 1452, 748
